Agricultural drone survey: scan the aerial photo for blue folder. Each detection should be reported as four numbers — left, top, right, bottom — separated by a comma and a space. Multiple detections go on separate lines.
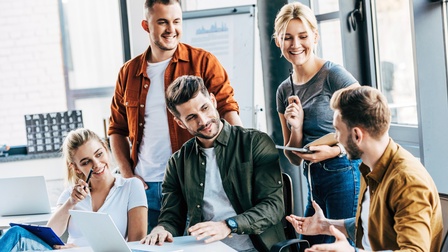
9, 222, 64, 247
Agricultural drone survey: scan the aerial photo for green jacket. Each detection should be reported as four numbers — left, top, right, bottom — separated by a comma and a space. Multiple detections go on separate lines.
159, 120, 285, 251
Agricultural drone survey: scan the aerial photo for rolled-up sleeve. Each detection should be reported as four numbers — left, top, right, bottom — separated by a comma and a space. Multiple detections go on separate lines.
344, 217, 356, 242
200, 52, 239, 116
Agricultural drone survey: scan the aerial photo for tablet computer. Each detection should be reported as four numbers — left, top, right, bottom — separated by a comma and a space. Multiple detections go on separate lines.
275, 145, 314, 154
9, 223, 64, 247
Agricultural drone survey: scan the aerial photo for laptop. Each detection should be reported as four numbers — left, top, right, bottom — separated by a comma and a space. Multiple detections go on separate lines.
69, 210, 241, 252
70, 210, 185, 252
0, 176, 52, 216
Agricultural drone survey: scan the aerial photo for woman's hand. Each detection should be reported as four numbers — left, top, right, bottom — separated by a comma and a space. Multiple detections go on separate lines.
284, 95, 304, 130
292, 145, 339, 163
69, 180, 89, 205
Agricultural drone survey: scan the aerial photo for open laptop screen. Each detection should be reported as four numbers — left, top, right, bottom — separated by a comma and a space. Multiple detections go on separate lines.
0, 176, 52, 216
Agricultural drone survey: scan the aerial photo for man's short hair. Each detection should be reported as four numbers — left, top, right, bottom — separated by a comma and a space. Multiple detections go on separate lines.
144, 0, 181, 19
330, 86, 391, 139
166, 75, 209, 118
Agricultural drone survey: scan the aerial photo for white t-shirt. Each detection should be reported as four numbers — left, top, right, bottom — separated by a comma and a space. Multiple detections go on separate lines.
361, 186, 372, 250
201, 147, 254, 251
57, 176, 147, 246
135, 58, 172, 182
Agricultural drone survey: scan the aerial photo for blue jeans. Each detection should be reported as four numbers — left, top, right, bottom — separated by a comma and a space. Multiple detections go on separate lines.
301, 156, 361, 246
145, 181, 163, 233
0, 226, 53, 251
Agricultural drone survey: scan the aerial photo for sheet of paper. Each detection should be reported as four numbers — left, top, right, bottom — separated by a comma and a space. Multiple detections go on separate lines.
128, 236, 237, 252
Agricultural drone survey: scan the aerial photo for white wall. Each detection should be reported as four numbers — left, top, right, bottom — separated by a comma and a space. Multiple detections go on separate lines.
0, 157, 65, 206
0, 0, 67, 146
0, 158, 64, 180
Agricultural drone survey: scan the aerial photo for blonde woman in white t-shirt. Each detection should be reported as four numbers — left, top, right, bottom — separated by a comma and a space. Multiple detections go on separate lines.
0, 128, 147, 251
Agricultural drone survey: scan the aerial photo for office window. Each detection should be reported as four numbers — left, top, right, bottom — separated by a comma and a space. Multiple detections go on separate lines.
445, 1, 448, 71
60, 0, 123, 135
181, 0, 255, 11
372, 0, 417, 125
313, 0, 339, 15
75, 97, 112, 139
60, 0, 123, 89
310, 1, 345, 68
319, 19, 344, 67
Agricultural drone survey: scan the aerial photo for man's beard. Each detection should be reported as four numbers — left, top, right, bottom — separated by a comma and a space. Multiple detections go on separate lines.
346, 133, 363, 160
154, 34, 178, 51
190, 117, 220, 140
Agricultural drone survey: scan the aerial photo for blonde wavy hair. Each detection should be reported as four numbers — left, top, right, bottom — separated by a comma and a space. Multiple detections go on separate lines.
61, 128, 111, 187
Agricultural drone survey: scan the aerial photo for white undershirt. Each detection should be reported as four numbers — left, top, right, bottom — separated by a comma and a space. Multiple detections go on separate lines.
135, 58, 172, 182
361, 186, 372, 250
201, 147, 254, 251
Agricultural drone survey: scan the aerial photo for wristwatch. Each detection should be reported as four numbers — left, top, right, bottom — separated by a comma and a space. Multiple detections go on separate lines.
225, 218, 238, 233
336, 143, 346, 158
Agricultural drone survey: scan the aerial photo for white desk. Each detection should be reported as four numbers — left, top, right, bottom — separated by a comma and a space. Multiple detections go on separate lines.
0, 213, 51, 230
43, 236, 237, 252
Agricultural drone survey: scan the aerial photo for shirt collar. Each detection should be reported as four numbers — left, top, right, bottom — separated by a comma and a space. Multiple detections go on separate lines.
363, 138, 397, 184
174, 43, 190, 63
136, 43, 189, 77
193, 119, 230, 154
112, 174, 126, 188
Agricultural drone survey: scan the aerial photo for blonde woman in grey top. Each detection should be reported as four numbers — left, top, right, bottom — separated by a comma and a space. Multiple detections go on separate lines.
273, 2, 362, 246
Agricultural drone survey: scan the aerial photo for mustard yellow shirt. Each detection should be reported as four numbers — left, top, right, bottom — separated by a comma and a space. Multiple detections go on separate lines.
355, 139, 443, 251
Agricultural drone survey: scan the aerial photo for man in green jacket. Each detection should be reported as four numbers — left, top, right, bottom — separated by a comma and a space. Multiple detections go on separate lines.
140, 75, 285, 252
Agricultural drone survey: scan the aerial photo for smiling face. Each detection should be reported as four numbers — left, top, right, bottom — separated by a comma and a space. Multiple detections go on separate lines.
174, 92, 222, 148
142, 2, 182, 60
276, 18, 318, 66
72, 139, 110, 182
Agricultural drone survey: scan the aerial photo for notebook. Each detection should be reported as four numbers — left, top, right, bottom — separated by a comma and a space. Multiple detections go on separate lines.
9, 222, 64, 246
0, 176, 52, 216
275, 132, 338, 154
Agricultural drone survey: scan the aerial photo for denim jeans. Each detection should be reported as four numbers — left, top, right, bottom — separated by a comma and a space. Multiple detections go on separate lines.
145, 181, 163, 233
0, 226, 53, 252
300, 156, 361, 246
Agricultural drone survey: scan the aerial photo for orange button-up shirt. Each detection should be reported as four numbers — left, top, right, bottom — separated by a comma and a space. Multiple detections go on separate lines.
355, 139, 443, 251
108, 43, 239, 170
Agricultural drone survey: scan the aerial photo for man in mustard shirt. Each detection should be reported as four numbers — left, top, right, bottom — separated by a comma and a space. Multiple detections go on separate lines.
286, 86, 443, 252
